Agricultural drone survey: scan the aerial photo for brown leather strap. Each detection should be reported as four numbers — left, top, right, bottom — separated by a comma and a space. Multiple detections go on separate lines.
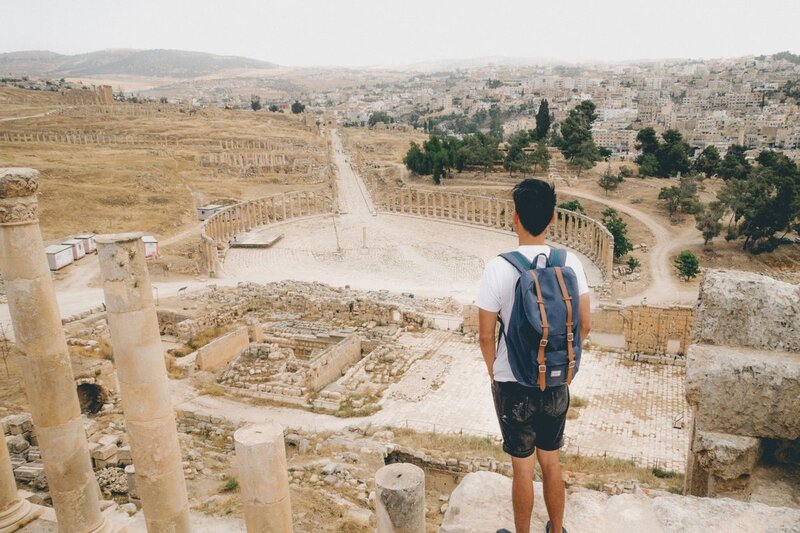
531, 271, 548, 391
554, 267, 576, 384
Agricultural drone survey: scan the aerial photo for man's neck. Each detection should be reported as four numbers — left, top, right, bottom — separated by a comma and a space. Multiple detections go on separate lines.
518, 234, 547, 246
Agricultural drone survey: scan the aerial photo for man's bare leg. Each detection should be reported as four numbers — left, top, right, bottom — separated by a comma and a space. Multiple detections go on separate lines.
536, 449, 565, 532
511, 454, 536, 533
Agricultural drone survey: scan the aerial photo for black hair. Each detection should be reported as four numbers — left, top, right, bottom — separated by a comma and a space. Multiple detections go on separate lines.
512, 178, 556, 236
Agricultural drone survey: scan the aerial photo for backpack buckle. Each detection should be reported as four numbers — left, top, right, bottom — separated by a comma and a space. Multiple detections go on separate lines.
539, 339, 548, 347
568, 360, 576, 368
538, 364, 547, 374
567, 332, 574, 342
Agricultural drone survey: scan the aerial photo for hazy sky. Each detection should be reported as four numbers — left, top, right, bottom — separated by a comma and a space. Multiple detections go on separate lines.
2, 0, 799, 67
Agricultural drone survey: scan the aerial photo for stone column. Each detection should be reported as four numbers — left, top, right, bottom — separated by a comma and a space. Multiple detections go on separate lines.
375, 463, 425, 533
234, 423, 293, 533
0, 169, 110, 533
0, 430, 38, 530
96, 233, 191, 532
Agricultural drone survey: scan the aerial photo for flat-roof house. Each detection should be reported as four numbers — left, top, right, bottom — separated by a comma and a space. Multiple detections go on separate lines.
142, 235, 159, 259
61, 239, 86, 261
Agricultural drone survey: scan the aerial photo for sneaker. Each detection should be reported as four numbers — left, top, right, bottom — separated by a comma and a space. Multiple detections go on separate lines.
545, 520, 567, 533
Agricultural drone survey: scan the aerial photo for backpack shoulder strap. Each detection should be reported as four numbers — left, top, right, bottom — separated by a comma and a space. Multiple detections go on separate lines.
499, 252, 532, 273
549, 248, 567, 267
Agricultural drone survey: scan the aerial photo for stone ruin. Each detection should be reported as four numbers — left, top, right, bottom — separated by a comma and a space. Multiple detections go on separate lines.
685, 269, 800, 502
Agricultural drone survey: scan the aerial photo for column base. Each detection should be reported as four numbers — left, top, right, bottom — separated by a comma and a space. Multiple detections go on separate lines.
89, 515, 115, 533
0, 498, 40, 533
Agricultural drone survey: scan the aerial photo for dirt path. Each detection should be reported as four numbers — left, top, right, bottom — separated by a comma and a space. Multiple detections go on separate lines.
0, 109, 61, 122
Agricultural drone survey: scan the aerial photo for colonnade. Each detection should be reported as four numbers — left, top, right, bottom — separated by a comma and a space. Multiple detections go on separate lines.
380, 188, 614, 277
201, 191, 334, 276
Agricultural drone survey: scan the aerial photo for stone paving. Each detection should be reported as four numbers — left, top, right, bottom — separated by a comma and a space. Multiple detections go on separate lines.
375, 331, 689, 471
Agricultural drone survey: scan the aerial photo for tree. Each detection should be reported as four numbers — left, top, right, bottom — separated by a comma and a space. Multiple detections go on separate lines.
694, 146, 721, 179
250, 95, 262, 111
637, 153, 660, 177
658, 174, 702, 219
291, 100, 305, 114
534, 99, 551, 140
530, 140, 551, 173
504, 131, 531, 175
695, 201, 725, 245
368, 111, 393, 127
558, 199, 585, 214
627, 256, 641, 271
403, 141, 429, 175
635, 127, 660, 156
674, 250, 700, 280
560, 101, 600, 166
655, 130, 692, 177
601, 208, 634, 260
598, 166, 623, 195
619, 166, 634, 179
268, 104, 279, 112
719, 145, 751, 180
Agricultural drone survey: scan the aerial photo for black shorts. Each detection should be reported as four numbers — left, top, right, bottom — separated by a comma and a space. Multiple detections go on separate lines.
491, 380, 570, 458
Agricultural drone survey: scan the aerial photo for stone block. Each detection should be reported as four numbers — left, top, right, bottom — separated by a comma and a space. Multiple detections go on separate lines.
693, 270, 800, 352
118, 445, 133, 465
693, 431, 762, 480
91, 443, 118, 461
6, 434, 30, 454
7, 413, 33, 435
685, 344, 800, 440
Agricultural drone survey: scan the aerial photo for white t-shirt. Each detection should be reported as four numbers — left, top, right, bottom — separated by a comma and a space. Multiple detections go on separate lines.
475, 245, 590, 382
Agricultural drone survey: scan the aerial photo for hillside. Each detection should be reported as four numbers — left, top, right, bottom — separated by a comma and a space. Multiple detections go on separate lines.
0, 48, 277, 78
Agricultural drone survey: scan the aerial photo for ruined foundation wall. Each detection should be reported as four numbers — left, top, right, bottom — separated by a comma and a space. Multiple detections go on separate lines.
195, 326, 250, 372
307, 334, 362, 391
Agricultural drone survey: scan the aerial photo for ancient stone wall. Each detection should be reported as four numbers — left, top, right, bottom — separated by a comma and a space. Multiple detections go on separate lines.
623, 305, 694, 355
306, 334, 362, 391
377, 188, 614, 278
195, 326, 250, 372
200, 192, 335, 276
684, 270, 800, 501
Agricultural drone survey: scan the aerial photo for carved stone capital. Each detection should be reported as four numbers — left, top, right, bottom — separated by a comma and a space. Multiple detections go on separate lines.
0, 196, 38, 225
0, 168, 39, 199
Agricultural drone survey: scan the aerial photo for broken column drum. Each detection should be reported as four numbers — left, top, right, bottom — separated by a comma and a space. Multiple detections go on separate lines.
234, 423, 293, 533
0, 168, 110, 532
375, 463, 425, 533
96, 232, 191, 532
0, 429, 36, 530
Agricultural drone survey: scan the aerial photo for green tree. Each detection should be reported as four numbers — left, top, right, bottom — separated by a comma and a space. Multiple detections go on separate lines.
558, 199, 585, 214
291, 100, 305, 114
655, 130, 692, 177
637, 153, 660, 177
534, 99, 551, 140
635, 127, 660, 156
627, 256, 641, 271
268, 104, 279, 112
598, 166, 623, 195
368, 111, 393, 127
674, 250, 700, 279
695, 201, 725, 245
504, 131, 531, 175
530, 140, 551, 173
560, 100, 600, 167
250, 95, 262, 111
719, 145, 751, 180
601, 208, 634, 260
694, 146, 721, 178
658, 174, 702, 219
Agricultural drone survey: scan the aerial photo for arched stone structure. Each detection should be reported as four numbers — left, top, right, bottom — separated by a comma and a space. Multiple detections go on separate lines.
378, 188, 614, 278
201, 191, 335, 276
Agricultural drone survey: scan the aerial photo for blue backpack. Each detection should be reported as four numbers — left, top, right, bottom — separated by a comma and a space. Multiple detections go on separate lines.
498, 249, 582, 390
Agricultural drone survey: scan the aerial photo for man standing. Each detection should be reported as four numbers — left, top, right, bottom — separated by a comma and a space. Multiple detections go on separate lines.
476, 179, 591, 533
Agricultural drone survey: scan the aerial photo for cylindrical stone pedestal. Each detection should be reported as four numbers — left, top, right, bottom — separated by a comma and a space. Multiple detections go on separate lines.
0, 168, 110, 533
96, 232, 191, 532
375, 463, 425, 533
0, 433, 35, 530
233, 423, 293, 533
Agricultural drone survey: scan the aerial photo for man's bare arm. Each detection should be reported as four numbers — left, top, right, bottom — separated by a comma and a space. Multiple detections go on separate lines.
579, 293, 591, 342
478, 308, 498, 381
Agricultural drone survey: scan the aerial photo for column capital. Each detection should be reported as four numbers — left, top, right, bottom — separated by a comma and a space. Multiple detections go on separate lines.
0, 168, 39, 225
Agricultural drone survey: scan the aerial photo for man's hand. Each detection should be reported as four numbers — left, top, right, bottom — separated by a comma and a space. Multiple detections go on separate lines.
478, 308, 498, 382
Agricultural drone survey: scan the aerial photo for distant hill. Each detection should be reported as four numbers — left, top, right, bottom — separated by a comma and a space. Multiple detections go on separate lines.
0, 49, 277, 78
